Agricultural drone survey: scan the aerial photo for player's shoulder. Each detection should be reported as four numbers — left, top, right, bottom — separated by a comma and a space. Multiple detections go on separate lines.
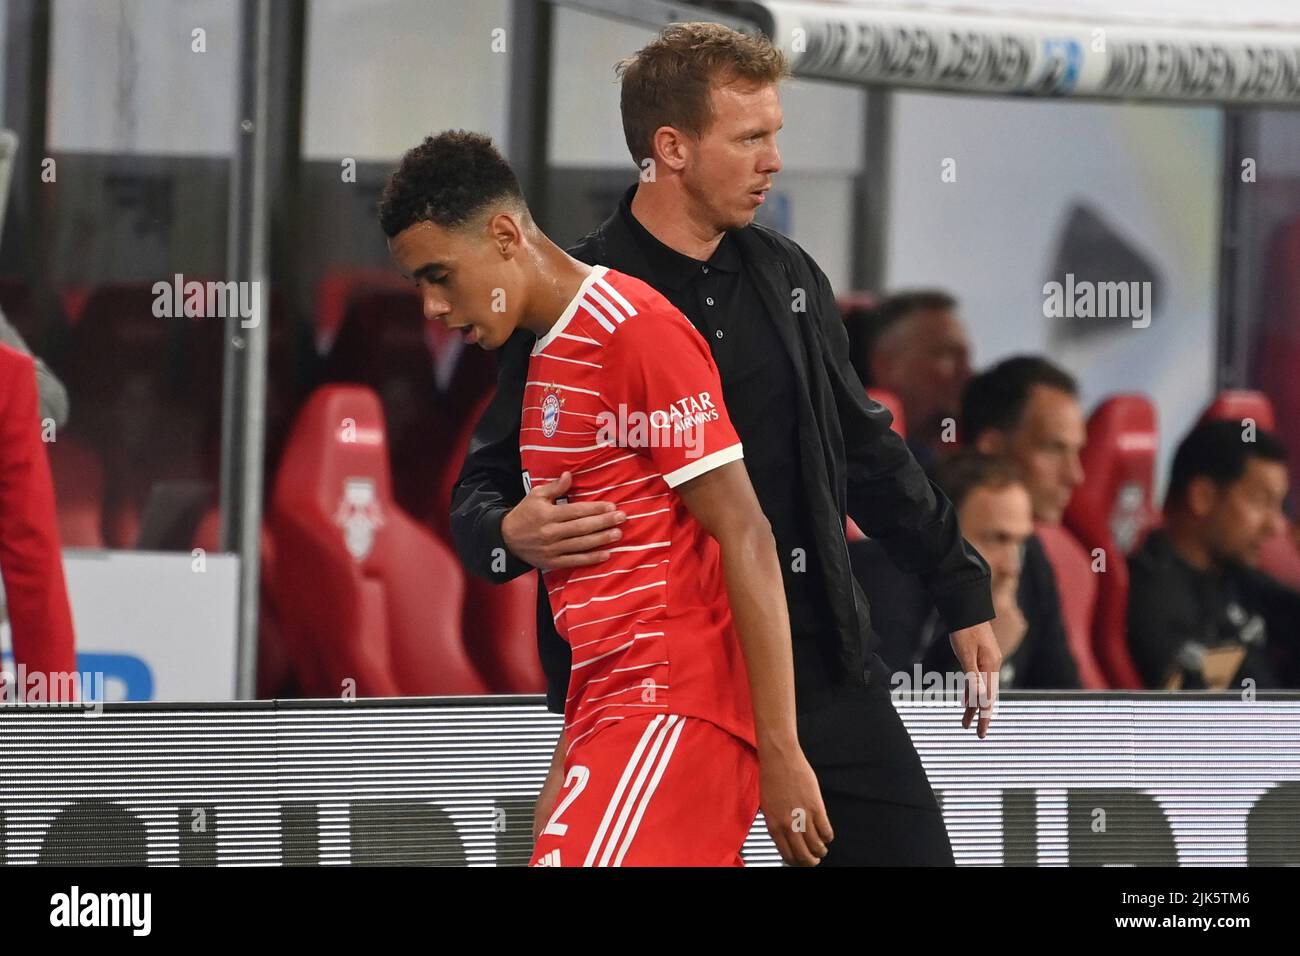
595, 268, 697, 343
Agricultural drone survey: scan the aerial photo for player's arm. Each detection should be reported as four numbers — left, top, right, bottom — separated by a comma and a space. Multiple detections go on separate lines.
675, 459, 833, 866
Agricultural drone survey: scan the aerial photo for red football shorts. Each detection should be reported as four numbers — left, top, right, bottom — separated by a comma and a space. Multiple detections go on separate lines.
530, 713, 759, 867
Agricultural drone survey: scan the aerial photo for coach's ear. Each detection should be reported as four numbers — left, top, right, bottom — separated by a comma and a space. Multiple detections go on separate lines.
650, 125, 689, 173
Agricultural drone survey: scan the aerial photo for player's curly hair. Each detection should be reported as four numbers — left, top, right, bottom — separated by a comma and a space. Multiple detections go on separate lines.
378, 130, 525, 238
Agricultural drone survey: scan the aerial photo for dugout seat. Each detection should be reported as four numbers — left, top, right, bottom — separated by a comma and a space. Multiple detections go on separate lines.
436, 390, 545, 693
1063, 395, 1158, 688
270, 384, 486, 697
1200, 390, 1276, 432
1034, 522, 1103, 687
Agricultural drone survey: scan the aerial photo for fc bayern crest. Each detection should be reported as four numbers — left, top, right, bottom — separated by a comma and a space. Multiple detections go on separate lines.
541, 386, 563, 439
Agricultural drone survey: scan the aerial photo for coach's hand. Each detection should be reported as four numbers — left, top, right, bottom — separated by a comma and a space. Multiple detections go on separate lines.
949, 621, 1001, 738
502, 471, 626, 571
760, 744, 833, 866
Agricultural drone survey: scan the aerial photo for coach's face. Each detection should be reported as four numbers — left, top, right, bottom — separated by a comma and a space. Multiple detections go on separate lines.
388, 214, 526, 351
685, 78, 783, 230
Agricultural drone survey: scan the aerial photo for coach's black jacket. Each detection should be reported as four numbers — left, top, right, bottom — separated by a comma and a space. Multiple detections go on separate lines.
450, 195, 993, 713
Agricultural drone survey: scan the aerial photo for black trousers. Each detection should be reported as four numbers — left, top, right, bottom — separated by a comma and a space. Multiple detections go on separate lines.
793, 644, 954, 866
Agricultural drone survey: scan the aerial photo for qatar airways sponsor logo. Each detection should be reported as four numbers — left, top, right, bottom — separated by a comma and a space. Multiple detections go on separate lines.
595, 391, 719, 459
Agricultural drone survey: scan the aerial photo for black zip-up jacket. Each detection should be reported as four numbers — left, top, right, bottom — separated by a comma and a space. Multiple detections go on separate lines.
450, 200, 994, 713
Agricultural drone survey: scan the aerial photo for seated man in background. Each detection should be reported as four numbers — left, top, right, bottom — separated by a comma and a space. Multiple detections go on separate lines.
1128, 420, 1300, 690
844, 290, 970, 473
918, 453, 1080, 689
851, 451, 1079, 687
852, 355, 1086, 676
960, 355, 1085, 527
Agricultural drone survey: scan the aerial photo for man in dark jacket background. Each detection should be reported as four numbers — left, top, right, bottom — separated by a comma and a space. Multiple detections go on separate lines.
450, 23, 1000, 865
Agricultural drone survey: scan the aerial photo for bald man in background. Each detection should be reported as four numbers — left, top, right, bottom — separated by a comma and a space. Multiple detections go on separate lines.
848, 291, 971, 473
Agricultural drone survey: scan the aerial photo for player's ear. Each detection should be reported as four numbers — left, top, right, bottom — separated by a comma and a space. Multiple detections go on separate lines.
488, 210, 524, 259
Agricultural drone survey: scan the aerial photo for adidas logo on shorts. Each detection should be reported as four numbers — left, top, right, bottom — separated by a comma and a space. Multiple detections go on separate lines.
533, 849, 561, 867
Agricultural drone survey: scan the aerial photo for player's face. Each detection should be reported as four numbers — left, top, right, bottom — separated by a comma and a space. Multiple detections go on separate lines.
1204, 459, 1289, 566
388, 216, 524, 351
683, 79, 783, 231
959, 483, 1034, 600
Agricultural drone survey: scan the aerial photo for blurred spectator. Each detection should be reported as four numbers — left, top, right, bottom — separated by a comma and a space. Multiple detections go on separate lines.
961, 355, 1085, 525
845, 290, 969, 472
0, 344, 77, 696
1128, 421, 1300, 689
919, 453, 1080, 688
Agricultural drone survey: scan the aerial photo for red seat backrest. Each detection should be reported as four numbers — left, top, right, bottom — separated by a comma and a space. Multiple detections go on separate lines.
1034, 522, 1106, 688
435, 390, 545, 693
1200, 390, 1276, 433
270, 385, 486, 697
314, 267, 412, 354
48, 436, 105, 549
1063, 395, 1158, 688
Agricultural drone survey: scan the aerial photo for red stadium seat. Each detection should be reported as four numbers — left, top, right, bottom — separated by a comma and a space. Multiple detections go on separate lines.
1063, 395, 1158, 689
62, 282, 206, 548
1034, 522, 1104, 688
1199, 390, 1276, 432
48, 435, 105, 549
270, 385, 487, 697
313, 267, 412, 354
322, 289, 451, 525
436, 390, 545, 693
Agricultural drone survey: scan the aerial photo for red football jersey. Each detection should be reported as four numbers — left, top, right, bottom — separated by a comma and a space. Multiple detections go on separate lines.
521, 265, 755, 753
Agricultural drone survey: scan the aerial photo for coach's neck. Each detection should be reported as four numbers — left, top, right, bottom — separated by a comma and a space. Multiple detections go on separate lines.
630, 179, 725, 263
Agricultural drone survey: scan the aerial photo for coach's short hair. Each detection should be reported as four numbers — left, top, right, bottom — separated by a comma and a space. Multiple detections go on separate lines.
616, 22, 789, 166
378, 130, 525, 238
932, 452, 1024, 511
960, 355, 1078, 442
1165, 419, 1288, 509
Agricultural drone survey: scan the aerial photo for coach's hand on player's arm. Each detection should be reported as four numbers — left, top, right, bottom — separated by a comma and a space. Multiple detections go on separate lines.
949, 620, 1001, 738
676, 460, 834, 866
502, 471, 626, 571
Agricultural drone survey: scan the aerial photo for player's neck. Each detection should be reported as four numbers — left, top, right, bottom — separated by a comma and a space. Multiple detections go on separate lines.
520, 239, 595, 338
631, 181, 725, 262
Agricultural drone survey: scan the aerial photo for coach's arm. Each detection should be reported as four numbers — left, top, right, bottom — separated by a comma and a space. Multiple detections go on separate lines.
799, 250, 994, 632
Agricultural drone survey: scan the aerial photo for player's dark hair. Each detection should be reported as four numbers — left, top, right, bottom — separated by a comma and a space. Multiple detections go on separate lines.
960, 355, 1078, 442
1165, 419, 1288, 509
843, 289, 957, 386
932, 451, 1024, 510
378, 130, 525, 238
